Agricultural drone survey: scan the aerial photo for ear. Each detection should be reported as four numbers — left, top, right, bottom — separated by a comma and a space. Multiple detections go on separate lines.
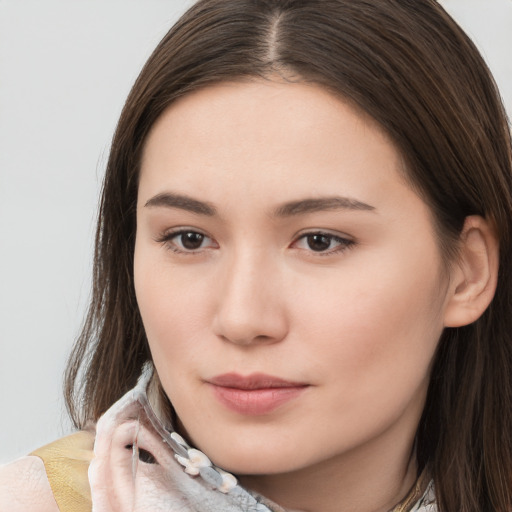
443, 215, 499, 328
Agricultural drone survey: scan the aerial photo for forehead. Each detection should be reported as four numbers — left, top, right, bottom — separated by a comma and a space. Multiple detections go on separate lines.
138, 79, 415, 216
143, 79, 390, 156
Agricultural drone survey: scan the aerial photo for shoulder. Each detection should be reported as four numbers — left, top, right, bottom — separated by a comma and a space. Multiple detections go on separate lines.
0, 431, 95, 512
0, 455, 59, 512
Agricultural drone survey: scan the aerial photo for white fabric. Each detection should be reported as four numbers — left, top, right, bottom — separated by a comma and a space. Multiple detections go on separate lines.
0, 456, 59, 512
88, 363, 437, 512
88, 364, 279, 512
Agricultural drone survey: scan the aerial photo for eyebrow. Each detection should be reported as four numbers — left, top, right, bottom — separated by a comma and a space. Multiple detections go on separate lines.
273, 196, 376, 217
144, 192, 375, 217
144, 193, 217, 216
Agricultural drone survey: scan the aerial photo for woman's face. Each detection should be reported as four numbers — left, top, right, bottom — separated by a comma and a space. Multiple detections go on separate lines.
134, 80, 451, 476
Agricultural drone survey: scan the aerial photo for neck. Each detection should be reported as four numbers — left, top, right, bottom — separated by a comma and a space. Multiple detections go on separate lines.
239, 412, 420, 512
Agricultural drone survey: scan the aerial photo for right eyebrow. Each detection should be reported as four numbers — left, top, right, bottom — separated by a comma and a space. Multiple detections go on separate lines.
273, 196, 376, 217
144, 192, 217, 216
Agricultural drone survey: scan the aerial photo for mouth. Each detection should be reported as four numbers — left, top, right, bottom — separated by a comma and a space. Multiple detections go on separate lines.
206, 373, 310, 415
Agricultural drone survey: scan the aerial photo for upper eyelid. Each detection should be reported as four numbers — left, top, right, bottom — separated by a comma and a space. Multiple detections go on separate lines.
293, 232, 354, 245
293, 228, 354, 241
157, 226, 211, 240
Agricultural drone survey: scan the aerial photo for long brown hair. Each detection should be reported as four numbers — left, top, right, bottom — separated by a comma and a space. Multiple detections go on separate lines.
65, 1, 512, 510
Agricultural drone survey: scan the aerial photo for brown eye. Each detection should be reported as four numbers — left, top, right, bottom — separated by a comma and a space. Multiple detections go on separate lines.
306, 234, 333, 252
180, 231, 205, 250
159, 229, 218, 254
292, 231, 354, 255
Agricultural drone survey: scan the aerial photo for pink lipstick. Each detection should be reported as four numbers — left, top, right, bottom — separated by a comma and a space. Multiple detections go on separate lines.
207, 373, 309, 415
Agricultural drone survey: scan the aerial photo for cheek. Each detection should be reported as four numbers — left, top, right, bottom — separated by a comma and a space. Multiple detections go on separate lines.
291, 246, 445, 392
134, 245, 214, 363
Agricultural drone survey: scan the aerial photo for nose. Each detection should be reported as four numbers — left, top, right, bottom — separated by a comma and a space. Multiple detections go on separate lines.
212, 249, 289, 346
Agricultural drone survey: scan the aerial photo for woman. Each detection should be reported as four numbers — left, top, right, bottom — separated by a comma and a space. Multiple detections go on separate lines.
1, 0, 511, 510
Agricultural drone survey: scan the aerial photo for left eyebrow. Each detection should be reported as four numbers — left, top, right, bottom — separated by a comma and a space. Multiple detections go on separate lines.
144, 192, 217, 216
273, 196, 376, 217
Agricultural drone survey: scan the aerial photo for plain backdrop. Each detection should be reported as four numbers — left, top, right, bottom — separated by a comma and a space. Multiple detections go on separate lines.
1, 0, 511, 463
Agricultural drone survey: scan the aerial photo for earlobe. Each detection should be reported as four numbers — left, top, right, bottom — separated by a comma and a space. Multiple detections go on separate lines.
443, 215, 499, 328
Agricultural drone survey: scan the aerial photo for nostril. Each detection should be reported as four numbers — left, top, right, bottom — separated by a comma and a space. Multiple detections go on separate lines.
217, 331, 284, 347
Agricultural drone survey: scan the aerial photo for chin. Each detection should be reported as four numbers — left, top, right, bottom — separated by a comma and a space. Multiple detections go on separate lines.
217, 456, 299, 476
197, 439, 315, 476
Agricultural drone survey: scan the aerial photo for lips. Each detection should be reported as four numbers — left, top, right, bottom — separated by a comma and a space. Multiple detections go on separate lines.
206, 373, 309, 415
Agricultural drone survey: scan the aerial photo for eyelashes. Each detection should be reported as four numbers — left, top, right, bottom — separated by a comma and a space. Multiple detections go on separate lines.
292, 232, 354, 254
156, 228, 355, 256
155, 229, 218, 254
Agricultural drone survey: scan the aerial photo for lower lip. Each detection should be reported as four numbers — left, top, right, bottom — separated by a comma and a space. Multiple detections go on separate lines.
209, 384, 307, 415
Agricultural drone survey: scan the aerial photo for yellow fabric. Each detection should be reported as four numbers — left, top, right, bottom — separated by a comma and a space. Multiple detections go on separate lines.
30, 431, 94, 512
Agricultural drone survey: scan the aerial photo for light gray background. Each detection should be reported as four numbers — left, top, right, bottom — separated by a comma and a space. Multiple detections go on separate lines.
1, 0, 511, 463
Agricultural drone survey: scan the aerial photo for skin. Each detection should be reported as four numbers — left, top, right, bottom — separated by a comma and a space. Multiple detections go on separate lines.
134, 80, 467, 512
